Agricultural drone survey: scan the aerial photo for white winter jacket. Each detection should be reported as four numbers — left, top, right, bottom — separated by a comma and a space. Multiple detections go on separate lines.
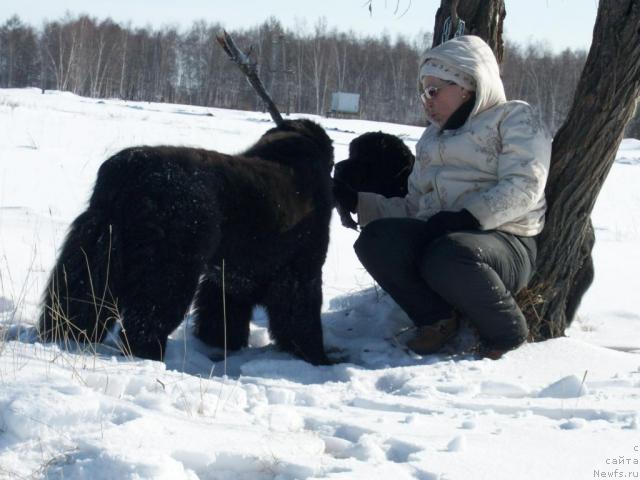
357, 35, 551, 237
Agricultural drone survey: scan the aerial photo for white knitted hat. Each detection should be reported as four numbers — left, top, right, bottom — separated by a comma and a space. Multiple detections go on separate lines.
420, 59, 476, 91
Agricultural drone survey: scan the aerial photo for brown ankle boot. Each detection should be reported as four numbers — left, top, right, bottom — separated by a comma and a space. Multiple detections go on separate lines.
406, 315, 459, 355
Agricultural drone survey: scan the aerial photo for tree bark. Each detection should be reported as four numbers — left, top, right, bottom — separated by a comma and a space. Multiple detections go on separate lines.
432, 0, 505, 63
529, 0, 640, 338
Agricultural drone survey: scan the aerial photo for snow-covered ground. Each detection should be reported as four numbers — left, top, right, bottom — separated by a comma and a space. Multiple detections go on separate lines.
0, 88, 638, 480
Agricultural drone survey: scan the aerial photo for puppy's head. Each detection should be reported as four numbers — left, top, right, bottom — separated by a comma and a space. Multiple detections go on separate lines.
334, 131, 414, 197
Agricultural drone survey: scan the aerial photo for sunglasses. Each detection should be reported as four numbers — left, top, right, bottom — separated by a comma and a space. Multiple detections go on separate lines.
420, 81, 456, 103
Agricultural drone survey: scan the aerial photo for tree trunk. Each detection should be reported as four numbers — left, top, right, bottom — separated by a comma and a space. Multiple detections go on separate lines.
432, 0, 640, 340
433, 0, 505, 63
529, 0, 640, 338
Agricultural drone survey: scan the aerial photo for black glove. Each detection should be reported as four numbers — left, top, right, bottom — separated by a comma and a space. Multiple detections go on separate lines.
332, 178, 358, 213
423, 209, 480, 240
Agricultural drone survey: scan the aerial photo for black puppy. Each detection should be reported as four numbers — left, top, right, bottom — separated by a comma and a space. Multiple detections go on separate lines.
333, 131, 414, 229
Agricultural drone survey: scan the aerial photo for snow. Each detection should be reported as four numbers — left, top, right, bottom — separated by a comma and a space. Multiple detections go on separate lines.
1, 88, 639, 480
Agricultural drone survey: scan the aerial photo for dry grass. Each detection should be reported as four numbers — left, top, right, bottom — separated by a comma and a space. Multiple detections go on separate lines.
515, 284, 565, 341
39, 224, 139, 364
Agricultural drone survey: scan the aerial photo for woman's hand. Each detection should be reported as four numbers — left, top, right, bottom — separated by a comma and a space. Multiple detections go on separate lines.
423, 209, 480, 239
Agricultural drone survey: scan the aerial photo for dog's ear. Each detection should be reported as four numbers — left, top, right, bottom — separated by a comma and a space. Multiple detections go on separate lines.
333, 159, 363, 190
332, 160, 360, 230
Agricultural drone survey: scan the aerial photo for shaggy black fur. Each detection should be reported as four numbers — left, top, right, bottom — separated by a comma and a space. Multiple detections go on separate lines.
333, 131, 414, 229
39, 119, 334, 365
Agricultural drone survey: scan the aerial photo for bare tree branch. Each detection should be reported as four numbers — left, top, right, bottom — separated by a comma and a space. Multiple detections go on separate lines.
216, 30, 284, 126
365, 1, 412, 18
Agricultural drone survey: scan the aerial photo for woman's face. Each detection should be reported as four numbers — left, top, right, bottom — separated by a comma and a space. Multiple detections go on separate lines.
420, 75, 471, 126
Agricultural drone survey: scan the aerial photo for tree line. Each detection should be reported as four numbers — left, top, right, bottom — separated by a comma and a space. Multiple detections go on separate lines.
1, 13, 638, 136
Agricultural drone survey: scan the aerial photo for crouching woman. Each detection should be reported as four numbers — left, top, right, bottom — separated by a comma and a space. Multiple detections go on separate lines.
333, 35, 551, 358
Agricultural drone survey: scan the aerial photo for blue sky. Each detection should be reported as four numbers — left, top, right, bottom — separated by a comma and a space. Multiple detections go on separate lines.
0, 0, 598, 52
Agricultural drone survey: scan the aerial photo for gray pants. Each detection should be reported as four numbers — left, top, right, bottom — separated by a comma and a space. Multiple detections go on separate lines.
354, 218, 536, 350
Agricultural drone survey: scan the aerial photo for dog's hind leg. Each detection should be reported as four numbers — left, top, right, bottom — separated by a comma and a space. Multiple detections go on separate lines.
193, 274, 255, 351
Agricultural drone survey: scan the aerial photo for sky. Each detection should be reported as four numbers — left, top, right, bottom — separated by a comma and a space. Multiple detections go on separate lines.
0, 0, 599, 53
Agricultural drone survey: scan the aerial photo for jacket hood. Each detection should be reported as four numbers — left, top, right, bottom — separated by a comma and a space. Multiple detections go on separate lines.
419, 35, 506, 119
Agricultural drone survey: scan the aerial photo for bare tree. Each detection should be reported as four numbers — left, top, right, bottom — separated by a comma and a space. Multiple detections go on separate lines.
1, 11, 596, 131
118, 26, 129, 98
333, 33, 349, 92
0, 15, 38, 88
41, 17, 78, 91
310, 18, 329, 115
532, 0, 640, 337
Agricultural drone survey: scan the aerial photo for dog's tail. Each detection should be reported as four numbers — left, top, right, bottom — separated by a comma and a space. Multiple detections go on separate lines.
39, 208, 122, 347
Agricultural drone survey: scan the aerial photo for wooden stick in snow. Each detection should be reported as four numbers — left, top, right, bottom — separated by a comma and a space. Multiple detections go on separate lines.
216, 30, 284, 126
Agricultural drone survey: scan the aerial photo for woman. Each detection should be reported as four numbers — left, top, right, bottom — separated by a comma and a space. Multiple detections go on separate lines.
333, 35, 551, 359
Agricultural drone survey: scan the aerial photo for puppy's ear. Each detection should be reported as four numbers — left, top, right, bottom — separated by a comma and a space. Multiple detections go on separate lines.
333, 159, 361, 190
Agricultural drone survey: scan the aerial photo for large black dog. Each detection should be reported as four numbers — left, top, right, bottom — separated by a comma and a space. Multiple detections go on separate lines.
39, 119, 334, 365
333, 131, 414, 229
